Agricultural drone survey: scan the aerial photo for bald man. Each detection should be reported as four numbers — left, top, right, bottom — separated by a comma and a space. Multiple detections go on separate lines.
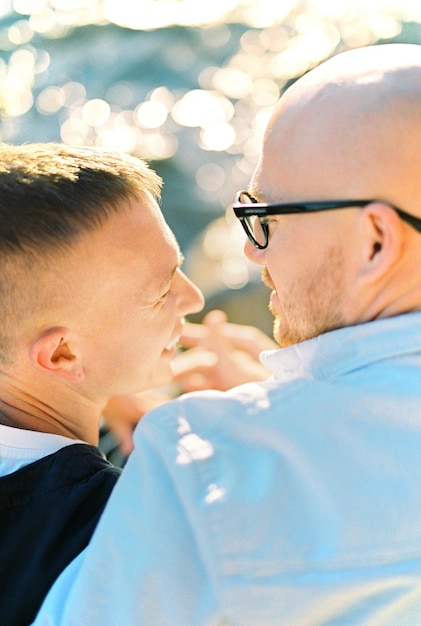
34, 44, 421, 625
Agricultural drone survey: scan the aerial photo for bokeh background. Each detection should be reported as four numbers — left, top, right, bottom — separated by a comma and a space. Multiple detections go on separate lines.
1, 0, 421, 335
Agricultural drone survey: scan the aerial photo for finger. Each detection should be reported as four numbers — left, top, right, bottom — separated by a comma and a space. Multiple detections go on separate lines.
180, 310, 229, 347
214, 324, 277, 356
176, 372, 214, 392
203, 309, 228, 327
179, 322, 210, 348
114, 422, 135, 457
172, 349, 218, 377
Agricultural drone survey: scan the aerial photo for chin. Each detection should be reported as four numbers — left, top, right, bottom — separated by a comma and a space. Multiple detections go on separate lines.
150, 357, 175, 389
273, 315, 303, 348
272, 316, 285, 347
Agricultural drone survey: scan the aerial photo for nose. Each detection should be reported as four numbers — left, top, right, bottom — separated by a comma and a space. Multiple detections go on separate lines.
175, 270, 205, 316
243, 238, 266, 265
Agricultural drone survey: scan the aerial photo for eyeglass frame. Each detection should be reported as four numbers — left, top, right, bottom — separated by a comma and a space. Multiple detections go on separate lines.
233, 190, 421, 250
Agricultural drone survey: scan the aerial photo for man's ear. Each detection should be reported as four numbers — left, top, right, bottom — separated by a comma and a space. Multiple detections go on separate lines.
357, 202, 403, 283
29, 327, 85, 383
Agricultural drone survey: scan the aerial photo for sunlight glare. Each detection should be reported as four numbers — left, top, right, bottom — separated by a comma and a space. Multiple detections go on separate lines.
50, 0, 92, 9
62, 81, 86, 106
29, 8, 56, 33
211, 67, 253, 100
2, 88, 33, 116
103, 0, 239, 30
60, 114, 89, 143
134, 100, 168, 129
36, 85, 65, 113
8, 19, 33, 43
0, 0, 11, 18
251, 78, 280, 107
81, 98, 111, 127
311, 0, 356, 20
137, 132, 178, 160
150, 86, 174, 109
96, 124, 139, 153
366, 13, 400, 39
172, 90, 234, 128
242, 0, 298, 27
13, 0, 47, 14
200, 122, 236, 152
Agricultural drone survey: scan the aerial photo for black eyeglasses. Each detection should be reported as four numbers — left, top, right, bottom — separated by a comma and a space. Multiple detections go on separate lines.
233, 190, 421, 250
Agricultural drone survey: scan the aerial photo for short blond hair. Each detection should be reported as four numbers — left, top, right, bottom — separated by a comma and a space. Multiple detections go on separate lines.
0, 143, 163, 362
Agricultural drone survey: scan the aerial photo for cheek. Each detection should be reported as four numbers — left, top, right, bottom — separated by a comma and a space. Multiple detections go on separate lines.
134, 306, 175, 353
265, 253, 320, 309
264, 243, 293, 290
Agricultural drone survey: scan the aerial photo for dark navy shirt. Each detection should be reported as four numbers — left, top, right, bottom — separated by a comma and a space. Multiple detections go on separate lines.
0, 443, 120, 626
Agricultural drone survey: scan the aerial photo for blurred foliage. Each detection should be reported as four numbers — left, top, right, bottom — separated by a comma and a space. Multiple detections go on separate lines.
0, 0, 420, 330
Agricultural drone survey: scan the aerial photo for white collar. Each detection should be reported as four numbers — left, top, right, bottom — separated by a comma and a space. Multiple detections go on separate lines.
260, 312, 421, 382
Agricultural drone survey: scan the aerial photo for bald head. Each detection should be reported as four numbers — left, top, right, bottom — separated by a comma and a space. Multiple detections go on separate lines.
246, 44, 421, 339
255, 44, 421, 212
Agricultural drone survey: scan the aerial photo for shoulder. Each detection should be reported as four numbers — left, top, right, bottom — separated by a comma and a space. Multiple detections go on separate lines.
38, 444, 122, 500
141, 381, 275, 429
130, 381, 284, 498
132, 382, 275, 453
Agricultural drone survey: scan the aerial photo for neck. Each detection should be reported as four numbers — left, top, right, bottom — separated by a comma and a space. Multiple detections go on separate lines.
0, 386, 102, 445
357, 282, 421, 325
0, 352, 107, 444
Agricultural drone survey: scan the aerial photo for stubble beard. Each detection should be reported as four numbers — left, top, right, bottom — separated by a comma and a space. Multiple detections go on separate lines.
263, 246, 349, 348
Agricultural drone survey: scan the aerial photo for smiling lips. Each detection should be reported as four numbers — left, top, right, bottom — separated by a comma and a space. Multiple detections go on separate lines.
164, 319, 185, 352
165, 335, 180, 352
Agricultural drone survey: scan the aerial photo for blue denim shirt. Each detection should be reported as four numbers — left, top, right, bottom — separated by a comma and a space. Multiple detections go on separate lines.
34, 312, 421, 625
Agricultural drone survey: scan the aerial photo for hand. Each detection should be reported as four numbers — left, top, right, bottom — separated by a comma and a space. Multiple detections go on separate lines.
102, 312, 277, 455
102, 388, 172, 457
173, 310, 277, 392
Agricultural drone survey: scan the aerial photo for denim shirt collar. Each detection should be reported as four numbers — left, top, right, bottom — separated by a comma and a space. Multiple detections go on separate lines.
260, 312, 421, 382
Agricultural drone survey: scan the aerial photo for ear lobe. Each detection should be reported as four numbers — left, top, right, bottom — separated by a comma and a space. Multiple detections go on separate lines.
30, 327, 85, 383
